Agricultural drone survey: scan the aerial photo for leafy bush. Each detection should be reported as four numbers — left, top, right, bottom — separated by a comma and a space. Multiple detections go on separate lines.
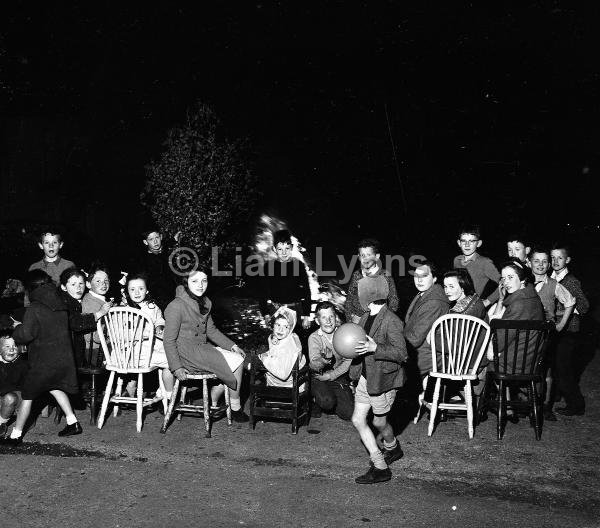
142, 102, 258, 266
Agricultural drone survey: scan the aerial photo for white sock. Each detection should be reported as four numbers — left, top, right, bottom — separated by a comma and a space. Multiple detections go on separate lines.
10, 428, 22, 439
230, 397, 241, 412
65, 414, 77, 425
0, 416, 9, 425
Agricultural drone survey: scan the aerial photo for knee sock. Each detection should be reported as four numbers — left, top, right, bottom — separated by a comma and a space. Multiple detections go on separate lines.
383, 438, 398, 451
65, 414, 78, 425
10, 427, 22, 439
230, 397, 241, 412
369, 450, 387, 470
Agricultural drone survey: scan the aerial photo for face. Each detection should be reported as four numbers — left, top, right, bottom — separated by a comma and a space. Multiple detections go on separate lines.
457, 234, 482, 257
187, 271, 208, 297
274, 242, 292, 262
61, 275, 85, 300
358, 246, 379, 270
530, 252, 550, 277
316, 307, 336, 334
87, 271, 110, 296
144, 232, 163, 253
38, 234, 63, 259
273, 317, 291, 340
0, 337, 19, 363
501, 266, 523, 294
443, 276, 465, 302
507, 241, 529, 262
414, 265, 436, 292
551, 249, 570, 272
127, 279, 148, 304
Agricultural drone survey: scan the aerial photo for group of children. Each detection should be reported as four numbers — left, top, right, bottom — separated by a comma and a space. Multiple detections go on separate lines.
0, 225, 593, 486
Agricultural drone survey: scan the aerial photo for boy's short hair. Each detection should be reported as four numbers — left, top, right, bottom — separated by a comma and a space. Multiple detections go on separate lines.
315, 300, 336, 316
25, 269, 52, 292
87, 262, 110, 281
357, 238, 380, 254
457, 225, 481, 240
273, 229, 292, 246
141, 227, 161, 240
60, 267, 86, 286
529, 246, 549, 258
506, 233, 528, 246
443, 269, 476, 297
416, 259, 438, 278
551, 243, 571, 258
39, 229, 62, 243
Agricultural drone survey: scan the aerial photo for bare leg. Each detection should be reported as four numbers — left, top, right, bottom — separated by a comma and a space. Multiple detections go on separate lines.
50, 390, 77, 422
13, 399, 33, 433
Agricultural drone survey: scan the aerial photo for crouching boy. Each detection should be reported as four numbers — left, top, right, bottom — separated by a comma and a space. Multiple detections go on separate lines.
350, 298, 408, 484
0, 331, 28, 438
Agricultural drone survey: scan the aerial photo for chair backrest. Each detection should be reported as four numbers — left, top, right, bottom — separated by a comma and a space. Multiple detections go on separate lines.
430, 314, 491, 376
490, 319, 553, 376
97, 307, 155, 370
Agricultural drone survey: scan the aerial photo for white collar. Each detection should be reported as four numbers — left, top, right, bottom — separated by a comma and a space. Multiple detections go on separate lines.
89, 291, 106, 301
551, 268, 569, 282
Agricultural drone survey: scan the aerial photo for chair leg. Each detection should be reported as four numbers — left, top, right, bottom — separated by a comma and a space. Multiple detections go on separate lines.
497, 380, 505, 440
531, 380, 541, 441
113, 376, 124, 417
177, 385, 188, 421
89, 373, 97, 425
202, 378, 211, 438
476, 375, 490, 425
224, 386, 232, 426
157, 371, 168, 414
136, 373, 144, 432
97, 371, 115, 430
161, 379, 180, 434
428, 378, 442, 436
292, 417, 298, 435
414, 375, 428, 424
465, 380, 474, 439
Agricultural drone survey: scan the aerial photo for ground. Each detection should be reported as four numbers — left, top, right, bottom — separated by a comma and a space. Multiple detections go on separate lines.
2, 296, 599, 528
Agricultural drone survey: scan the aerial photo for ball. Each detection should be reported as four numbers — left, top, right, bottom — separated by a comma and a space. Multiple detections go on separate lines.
333, 322, 367, 359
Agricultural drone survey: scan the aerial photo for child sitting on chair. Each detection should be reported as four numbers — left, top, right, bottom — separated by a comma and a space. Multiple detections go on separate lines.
0, 330, 28, 438
121, 272, 174, 400
259, 307, 306, 389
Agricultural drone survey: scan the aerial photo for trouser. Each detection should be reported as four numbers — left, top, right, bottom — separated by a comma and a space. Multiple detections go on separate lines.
555, 331, 585, 410
311, 377, 354, 420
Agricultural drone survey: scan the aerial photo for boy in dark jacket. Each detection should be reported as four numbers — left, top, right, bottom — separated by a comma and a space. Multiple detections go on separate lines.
0, 330, 28, 438
350, 295, 408, 484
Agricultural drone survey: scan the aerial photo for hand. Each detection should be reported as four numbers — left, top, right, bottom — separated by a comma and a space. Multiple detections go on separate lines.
100, 302, 112, 316
315, 372, 331, 382
173, 367, 189, 381
355, 335, 377, 355
155, 326, 165, 338
351, 315, 361, 324
231, 344, 245, 358
301, 316, 311, 329
498, 280, 507, 301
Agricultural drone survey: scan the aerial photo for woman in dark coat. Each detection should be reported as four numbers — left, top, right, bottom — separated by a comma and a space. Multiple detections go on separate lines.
489, 260, 544, 371
1, 271, 83, 445
163, 269, 248, 422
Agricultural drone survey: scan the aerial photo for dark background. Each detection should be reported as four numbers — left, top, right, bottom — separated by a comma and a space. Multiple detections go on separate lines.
1, 1, 599, 281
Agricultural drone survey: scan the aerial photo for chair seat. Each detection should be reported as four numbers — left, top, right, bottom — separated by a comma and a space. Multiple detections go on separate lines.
186, 372, 218, 380
429, 372, 479, 381
105, 366, 157, 374
490, 373, 543, 383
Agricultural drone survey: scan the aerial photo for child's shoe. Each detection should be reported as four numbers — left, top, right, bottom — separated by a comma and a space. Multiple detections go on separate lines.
0, 435, 23, 446
230, 409, 249, 423
0, 422, 8, 438
383, 444, 404, 465
58, 422, 83, 437
355, 465, 392, 484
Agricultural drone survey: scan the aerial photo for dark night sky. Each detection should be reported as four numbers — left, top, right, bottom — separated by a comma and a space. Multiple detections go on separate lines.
1, 1, 599, 271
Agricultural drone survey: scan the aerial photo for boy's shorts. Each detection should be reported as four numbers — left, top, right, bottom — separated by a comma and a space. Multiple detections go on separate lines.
354, 376, 396, 415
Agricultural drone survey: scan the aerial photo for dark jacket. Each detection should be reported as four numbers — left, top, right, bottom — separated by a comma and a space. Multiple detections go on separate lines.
0, 356, 29, 395
259, 258, 312, 318
496, 283, 544, 372
13, 284, 78, 399
60, 290, 97, 367
349, 305, 408, 395
164, 286, 237, 389
345, 267, 399, 321
404, 284, 450, 375
129, 250, 178, 312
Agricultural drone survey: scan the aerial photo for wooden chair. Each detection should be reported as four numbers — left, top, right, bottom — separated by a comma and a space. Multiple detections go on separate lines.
160, 373, 232, 438
77, 339, 106, 424
248, 351, 311, 434
477, 319, 553, 440
414, 314, 491, 439
96, 307, 167, 432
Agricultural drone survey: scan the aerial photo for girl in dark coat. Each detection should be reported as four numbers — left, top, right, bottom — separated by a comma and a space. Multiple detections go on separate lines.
1, 271, 84, 445
59, 267, 111, 367
163, 269, 248, 422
